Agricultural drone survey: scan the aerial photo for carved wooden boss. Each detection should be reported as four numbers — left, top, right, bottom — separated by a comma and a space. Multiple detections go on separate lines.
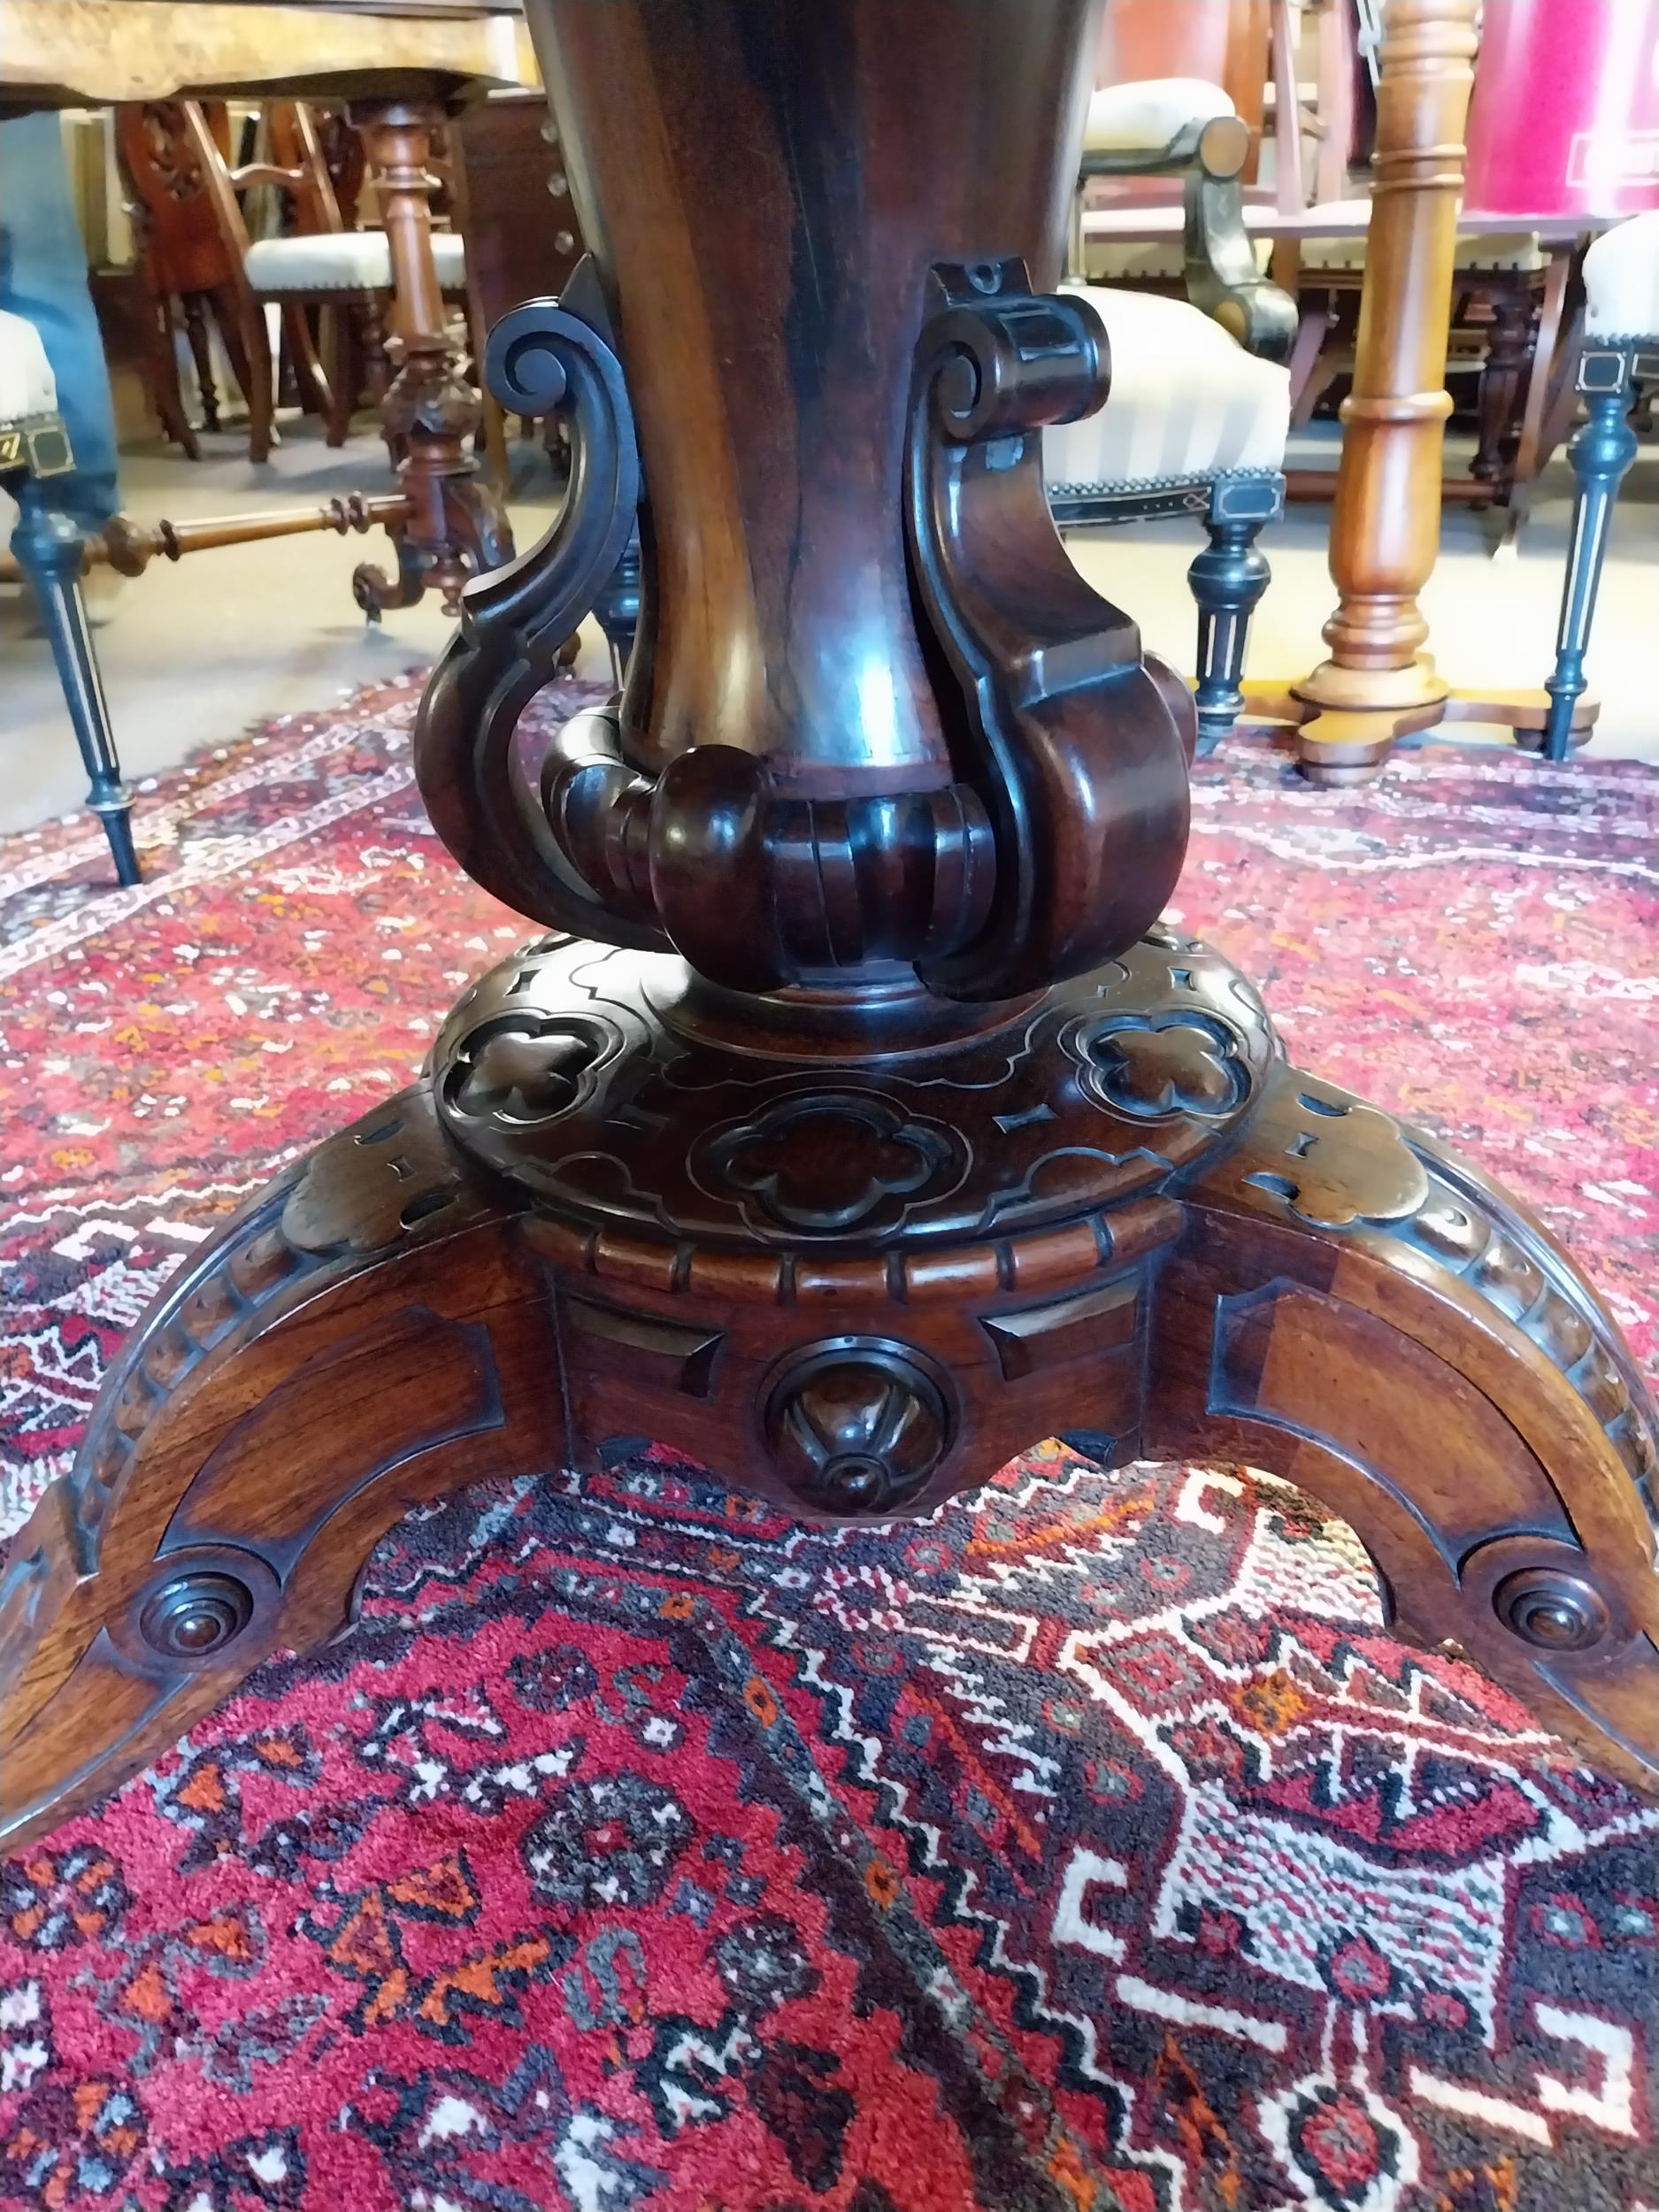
2, 0, 1655, 1847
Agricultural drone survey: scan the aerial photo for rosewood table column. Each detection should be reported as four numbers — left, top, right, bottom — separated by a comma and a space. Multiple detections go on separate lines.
348, 98, 512, 617
1, 0, 1654, 1851
1243, 0, 1598, 781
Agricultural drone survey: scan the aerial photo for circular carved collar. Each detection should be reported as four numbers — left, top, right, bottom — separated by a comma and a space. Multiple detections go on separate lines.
428, 928, 1273, 1255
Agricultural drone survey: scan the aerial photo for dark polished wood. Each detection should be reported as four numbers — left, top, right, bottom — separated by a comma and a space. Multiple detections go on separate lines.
3, 0, 1654, 1850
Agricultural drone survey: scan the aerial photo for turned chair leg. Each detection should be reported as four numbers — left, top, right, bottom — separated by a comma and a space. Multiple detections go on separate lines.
1188, 473, 1283, 755
218, 291, 277, 465
181, 293, 220, 434
590, 523, 642, 684
1542, 351, 1639, 763
9, 479, 139, 887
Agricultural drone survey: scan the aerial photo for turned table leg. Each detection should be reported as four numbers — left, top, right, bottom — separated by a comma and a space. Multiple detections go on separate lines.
1471, 282, 1533, 492
347, 98, 512, 618
1240, 0, 1598, 780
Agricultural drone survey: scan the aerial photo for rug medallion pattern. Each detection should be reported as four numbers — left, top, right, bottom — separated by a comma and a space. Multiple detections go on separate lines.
0, 678, 1653, 2211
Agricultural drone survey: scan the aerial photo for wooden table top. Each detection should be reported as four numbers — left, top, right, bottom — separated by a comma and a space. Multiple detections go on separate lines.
0, 0, 539, 107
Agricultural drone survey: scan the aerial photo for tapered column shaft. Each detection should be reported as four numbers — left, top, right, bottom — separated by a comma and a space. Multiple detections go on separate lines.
1295, 0, 1479, 716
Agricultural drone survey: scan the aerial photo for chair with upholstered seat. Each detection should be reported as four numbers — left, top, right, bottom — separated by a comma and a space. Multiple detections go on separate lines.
118, 99, 466, 463
1285, 199, 1548, 476
1541, 211, 1659, 761
1, 311, 138, 885
1048, 78, 1293, 756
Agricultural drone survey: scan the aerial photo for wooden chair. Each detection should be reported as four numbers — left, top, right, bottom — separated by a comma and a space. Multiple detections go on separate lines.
1258, 5, 1553, 505
1050, 78, 1294, 755
1, 311, 137, 884
451, 88, 587, 482
115, 101, 242, 456
117, 99, 466, 462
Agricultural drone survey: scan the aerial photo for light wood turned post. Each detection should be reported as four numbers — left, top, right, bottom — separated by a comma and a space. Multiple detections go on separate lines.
346, 99, 511, 618
1290, 0, 1479, 780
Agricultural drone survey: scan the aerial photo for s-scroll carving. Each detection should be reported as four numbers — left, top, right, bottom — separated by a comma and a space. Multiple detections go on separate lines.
412, 259, 664, 949
904, 260, 1194, 1002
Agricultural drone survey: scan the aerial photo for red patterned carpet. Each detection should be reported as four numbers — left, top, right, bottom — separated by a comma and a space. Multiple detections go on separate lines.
0, 675, 1655, 2212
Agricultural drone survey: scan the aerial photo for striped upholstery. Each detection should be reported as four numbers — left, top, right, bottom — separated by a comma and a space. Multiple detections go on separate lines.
1584, 211, 1659, 340
0, 309, 57, 423
1043, 285, 1289, 494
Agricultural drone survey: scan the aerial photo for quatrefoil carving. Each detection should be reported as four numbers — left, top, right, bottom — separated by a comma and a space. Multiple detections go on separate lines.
698, 1094, 963, 1236
1073, 1012, 1249, 1119
445, 1015, 621, 1126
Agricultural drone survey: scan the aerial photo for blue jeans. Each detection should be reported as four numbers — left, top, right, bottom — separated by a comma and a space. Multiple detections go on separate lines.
0, 111, 120, 530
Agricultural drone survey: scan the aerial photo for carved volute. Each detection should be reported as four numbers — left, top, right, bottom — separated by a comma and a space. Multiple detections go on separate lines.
414, 0, 1193, 1002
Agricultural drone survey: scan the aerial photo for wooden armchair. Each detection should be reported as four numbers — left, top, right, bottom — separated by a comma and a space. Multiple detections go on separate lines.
1071, 76, 1294, 359
1048, 76, 1295, 754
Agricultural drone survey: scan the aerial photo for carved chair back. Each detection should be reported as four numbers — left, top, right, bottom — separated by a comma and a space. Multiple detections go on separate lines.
114, 101, 240, 299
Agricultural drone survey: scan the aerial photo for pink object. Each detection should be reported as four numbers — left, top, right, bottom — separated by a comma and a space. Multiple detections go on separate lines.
1463, 0, 1659, 221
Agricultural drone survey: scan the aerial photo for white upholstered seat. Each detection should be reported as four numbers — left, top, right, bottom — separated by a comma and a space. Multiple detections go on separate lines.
1078, 202, 1274, 286
242, 227, 466, 296
1043, 285, 1289, 495
0, 309, 58, 421
1294, 196, 1543, 274
1584, 210, 1659, 340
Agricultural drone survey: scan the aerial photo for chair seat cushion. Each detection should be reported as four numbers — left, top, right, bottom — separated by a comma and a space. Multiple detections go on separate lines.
1084, 77, 1233, 155
0, 309, 58, 422
1584, 210, 1659, 340
1079, 203, 1272, 284
1295, 197, 1543, 273
243, 227, 466, 295
1043, 285, 1289, 494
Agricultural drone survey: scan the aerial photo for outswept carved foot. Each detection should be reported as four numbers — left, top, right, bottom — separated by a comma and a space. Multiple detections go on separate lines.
353, 470, 514, 621
1153, 1051, 1659, 1795
0, 1090, 549, 1853
4, 932, 1654, 1848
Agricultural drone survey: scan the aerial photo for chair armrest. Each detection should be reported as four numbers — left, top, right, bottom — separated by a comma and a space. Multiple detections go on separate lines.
1182, 174, 1297, 363
226, 162, 309, 196
1079, 79, 1241, 175
1073, 78, 1295, 365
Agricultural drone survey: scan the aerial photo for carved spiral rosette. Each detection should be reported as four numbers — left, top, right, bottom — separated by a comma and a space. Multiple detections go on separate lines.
112, 1546, 281, 1675
764, 1341, 951, 1517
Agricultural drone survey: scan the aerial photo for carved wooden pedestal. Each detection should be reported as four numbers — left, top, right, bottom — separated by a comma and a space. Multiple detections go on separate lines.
2, 0, 1654, 1849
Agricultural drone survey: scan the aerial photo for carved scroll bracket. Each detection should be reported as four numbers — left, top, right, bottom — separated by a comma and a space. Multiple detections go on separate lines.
905, 260, 1194, 1002
416, 258, 1195, 1009
413, 258, 656, 945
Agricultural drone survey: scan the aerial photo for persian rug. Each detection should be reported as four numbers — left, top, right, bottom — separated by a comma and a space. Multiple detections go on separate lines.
0, 674, 1654, 2212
